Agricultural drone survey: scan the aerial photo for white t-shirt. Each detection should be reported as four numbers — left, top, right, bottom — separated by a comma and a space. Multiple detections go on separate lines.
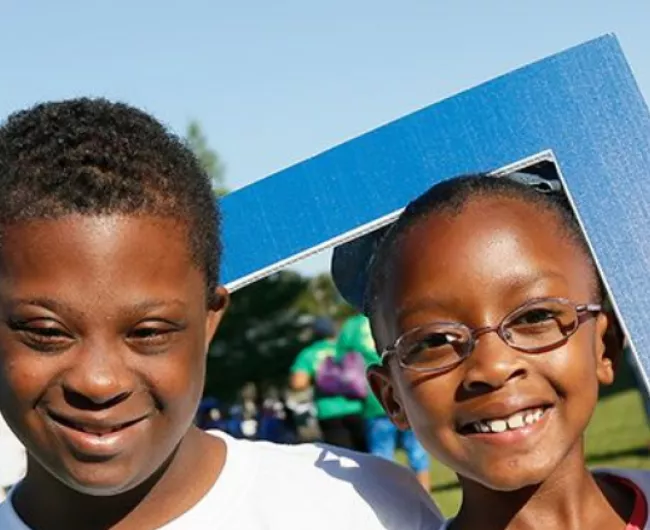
0, 414, 26, 490
437, 468, 650, 530
0, 430, 443, 529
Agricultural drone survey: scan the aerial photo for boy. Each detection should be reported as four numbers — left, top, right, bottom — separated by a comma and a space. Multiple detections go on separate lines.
0, 98, 442, 529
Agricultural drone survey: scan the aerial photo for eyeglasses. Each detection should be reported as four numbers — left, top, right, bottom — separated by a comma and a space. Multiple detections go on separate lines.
381, 297, 601, 374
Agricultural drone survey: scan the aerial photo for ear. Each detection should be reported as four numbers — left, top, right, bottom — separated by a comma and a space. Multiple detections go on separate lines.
204, 285, 230, 351
367, 364, 410, 430
595, 311, 619, 386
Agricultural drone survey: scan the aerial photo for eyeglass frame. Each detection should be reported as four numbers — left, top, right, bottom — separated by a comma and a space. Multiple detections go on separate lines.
380, 297, 602, 374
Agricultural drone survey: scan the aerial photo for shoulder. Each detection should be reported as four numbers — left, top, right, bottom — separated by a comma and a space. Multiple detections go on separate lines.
338, 316, 369, 343
292, 341, 333, 371
291, 344, 316, 371
302, 442, 444, 527
211, 431, 443, 529
298, 340, 335, 360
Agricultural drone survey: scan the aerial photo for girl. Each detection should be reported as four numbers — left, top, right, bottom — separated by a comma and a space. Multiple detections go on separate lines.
335, 173, 649, 529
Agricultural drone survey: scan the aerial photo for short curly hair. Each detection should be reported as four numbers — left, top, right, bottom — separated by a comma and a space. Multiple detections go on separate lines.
0, 97, 221, 301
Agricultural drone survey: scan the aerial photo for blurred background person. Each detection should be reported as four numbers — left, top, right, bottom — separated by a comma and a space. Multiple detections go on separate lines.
196, 397, 229, 432
228, 382, 260, 440
284, 386, 321, 443
289, 317, 366, 451
257, 385, 292, 443
338, 314, 431, 490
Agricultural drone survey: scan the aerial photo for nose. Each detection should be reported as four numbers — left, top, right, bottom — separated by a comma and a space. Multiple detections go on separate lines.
62, 340, 133, 409
460, 331, 527, 394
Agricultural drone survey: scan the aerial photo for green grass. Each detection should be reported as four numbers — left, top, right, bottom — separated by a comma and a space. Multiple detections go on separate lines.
399, 389, 650, 517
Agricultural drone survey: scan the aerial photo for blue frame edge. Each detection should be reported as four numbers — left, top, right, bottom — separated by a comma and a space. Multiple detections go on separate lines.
219, 34, 650, 386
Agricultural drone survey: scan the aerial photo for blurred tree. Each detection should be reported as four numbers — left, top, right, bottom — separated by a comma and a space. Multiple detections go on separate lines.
206, 271, 313, 400
185, 120, 227, 196
294, 273, 356, 322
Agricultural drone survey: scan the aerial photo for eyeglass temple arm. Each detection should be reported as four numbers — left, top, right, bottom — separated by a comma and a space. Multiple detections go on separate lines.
380, 348, 395, 363
577, 303, 602, 313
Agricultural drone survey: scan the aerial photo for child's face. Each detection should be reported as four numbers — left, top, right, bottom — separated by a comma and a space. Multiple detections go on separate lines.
370, 196, 613, 491
0, 215, 226, 495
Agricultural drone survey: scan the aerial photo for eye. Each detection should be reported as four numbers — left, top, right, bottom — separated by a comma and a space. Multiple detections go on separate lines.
422, 332, 457, 349
127, 321, 183, 351
130, 327, 169, 339
510, 308, 558, 326
505, 307, 567, 339
8, 319, 74, 353
402, 332, 460, 364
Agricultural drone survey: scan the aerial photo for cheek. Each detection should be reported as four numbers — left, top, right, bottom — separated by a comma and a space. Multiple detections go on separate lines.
395, 373, 460, 447
543, 333, 600, 397
541, 338, 601, 425
0, 350, 62, 454
0, 343, 55, 410
143, 330, 207, 415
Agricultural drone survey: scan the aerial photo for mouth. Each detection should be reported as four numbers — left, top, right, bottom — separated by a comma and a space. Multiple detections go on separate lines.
459, 405, 552, 435
47, 411, 147, 436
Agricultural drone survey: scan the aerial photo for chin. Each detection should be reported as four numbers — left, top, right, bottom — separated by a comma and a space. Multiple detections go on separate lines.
469, 465, 551, 492
57, 463, 151, 497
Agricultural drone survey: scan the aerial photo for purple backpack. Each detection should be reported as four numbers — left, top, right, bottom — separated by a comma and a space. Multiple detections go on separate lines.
315, 351, 368, 400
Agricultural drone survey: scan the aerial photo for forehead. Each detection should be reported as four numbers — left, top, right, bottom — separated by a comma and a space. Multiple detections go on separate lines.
0, 215, 202, 305
381, 196, 596, 318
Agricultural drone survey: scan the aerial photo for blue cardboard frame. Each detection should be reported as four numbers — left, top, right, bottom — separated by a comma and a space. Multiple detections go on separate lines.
219, 34, 650, 388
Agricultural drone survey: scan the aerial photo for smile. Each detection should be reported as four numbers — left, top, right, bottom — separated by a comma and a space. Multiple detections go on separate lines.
47, 410, 147, 436
45, 409, 152, 458
463, 406, 551, 435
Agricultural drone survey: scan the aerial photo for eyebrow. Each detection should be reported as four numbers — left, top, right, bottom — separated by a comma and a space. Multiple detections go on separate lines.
6, 297, 188, 315
127, 299, 189, 313
6, 297, 71, 314
396, 270, 569, 321
396, 298, 456, 322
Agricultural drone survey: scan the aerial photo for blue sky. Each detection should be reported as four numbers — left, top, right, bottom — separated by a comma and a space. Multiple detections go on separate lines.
2, 0, 649, 275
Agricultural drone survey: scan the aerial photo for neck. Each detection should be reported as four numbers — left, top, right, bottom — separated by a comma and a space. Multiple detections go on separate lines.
451, 443, 633, 530
12, 427, 226, 530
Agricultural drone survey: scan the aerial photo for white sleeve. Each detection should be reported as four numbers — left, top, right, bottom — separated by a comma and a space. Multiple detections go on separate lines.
338, 452, 444, 529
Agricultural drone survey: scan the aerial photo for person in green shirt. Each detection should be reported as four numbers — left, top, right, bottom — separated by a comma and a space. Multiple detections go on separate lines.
289, 318, 366, 451
337, 314, 430, 490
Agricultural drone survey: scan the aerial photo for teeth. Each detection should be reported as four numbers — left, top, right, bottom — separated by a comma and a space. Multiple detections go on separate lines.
506, 413, 525, 429
82, 427, 102, 435
77, 425, 121, 436
471, 407, 546, 434
490, 420, 507, 433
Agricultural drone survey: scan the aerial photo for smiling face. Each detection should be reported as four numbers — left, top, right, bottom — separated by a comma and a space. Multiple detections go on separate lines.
0, 215, 226, 495
370, 196, 613, 491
